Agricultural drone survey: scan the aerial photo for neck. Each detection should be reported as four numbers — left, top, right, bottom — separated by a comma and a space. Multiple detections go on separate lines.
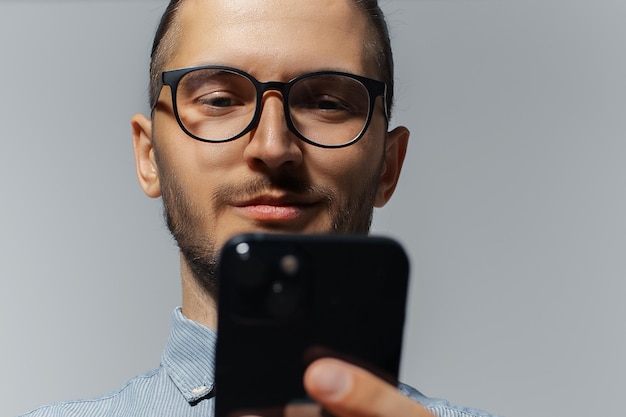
180, 253, 218, 329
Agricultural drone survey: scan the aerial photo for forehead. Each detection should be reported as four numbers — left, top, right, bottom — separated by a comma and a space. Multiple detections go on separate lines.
169, 0, 375, 79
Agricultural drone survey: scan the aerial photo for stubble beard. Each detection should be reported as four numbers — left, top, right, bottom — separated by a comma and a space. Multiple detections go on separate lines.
158, 164, 382, 300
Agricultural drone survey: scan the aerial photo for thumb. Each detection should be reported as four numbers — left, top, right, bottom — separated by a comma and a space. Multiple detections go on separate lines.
303, 358, 436, 417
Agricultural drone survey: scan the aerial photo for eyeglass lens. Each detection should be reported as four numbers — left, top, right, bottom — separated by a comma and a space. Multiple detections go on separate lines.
174, 68, 372, 147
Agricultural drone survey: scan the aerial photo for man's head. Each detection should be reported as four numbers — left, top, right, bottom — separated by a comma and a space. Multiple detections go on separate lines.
148, 0, 396, 116
131, 0, 409, 299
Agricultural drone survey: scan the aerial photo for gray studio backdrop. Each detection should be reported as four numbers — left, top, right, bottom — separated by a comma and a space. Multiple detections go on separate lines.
2, 1, 625, 416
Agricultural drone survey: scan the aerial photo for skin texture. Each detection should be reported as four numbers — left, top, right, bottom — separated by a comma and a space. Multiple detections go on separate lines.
132, 1, 429, 416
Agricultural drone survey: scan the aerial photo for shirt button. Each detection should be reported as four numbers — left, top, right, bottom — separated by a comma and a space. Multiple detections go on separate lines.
192, 386, 208, 396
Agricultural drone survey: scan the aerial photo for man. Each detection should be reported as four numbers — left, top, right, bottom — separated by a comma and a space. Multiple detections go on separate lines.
22, 1, 498, 416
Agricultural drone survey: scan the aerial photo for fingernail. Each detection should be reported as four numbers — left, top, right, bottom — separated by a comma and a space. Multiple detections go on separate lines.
310, 361, 351, 401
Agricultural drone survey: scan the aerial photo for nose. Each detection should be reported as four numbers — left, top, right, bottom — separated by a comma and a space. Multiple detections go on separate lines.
243, 91, 303, 172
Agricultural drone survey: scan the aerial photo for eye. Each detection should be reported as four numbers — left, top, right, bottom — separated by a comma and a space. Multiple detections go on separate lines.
291, 92, 355, 114
177, 69, 256, 113
312, 95, 352, 111
289, 75, 369, 118
197, 93, 241, 108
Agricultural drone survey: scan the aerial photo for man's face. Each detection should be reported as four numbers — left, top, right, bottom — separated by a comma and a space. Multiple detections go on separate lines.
133, 0, 408, 289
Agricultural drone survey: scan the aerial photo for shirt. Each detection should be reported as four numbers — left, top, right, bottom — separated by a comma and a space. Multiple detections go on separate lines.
21, 308, 500, 417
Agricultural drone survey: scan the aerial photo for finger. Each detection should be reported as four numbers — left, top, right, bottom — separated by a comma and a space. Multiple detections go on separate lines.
284, 403, 321, 417
303, 358, 436, 417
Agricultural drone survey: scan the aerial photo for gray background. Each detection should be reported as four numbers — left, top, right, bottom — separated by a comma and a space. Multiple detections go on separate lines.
2, 1, 625, 416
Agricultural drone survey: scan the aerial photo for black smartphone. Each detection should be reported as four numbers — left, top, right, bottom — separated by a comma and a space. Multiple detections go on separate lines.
214, 233, 410, 417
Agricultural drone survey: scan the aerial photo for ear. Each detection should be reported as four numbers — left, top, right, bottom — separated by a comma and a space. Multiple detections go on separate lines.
131, 113, 162, 198
374, 126, 409, 207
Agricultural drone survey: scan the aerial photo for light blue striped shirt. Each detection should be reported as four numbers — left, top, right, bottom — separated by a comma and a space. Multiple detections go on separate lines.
20, 308, 500, 417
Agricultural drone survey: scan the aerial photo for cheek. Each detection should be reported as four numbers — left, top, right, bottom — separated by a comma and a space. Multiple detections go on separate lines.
154, 117, 243, 178
306, 140, 383, 190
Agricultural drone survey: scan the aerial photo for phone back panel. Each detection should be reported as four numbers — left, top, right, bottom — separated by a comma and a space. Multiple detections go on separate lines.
215, 233, 410, 417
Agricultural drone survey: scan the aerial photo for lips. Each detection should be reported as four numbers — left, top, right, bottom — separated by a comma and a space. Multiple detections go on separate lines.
232, 193, 320, 223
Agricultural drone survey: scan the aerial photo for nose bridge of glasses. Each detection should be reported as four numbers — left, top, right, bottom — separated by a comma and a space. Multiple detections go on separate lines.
253, 80, 293, 126
257, 80, 290, 101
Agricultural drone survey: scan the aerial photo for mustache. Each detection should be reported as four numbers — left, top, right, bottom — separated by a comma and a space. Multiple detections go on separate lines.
211, 175, 336, 205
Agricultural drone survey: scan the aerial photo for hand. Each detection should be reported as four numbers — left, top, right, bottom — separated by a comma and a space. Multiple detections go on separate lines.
303, 358, 436, 417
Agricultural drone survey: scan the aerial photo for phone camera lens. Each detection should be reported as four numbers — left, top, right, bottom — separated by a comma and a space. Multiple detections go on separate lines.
271, 281, 284, 293
236, 242, 250, 260
280, 254, 299, 275
266, 279, 301, 319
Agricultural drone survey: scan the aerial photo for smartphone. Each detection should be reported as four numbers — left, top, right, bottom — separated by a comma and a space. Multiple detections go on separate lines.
214, 233, 410, 417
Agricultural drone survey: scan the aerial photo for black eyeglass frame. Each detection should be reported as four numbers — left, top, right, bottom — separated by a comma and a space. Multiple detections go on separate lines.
152, 65, 389, 149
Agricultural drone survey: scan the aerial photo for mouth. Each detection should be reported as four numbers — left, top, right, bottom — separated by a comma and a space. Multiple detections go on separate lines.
232, 193, 322, 223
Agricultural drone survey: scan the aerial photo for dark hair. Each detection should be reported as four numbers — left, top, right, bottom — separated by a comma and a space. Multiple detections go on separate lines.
149, 0, 395, 116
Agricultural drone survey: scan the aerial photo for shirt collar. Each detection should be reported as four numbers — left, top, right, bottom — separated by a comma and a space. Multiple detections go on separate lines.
162, 307, 217, 403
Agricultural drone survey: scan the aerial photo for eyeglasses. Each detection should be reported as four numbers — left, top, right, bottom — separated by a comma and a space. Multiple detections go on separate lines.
152, 65, 388, 148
